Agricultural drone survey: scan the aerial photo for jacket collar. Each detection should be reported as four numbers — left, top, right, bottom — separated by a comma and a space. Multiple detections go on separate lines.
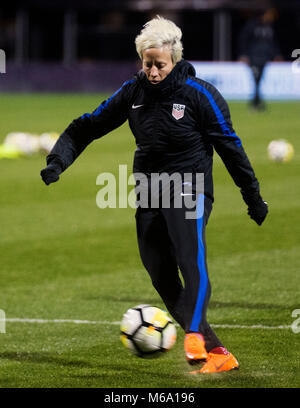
137, 60, 196, 98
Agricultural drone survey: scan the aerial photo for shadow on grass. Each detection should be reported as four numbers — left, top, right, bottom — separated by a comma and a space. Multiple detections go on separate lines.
91, 294, 163, 306
0, 351, 94, 368
96, 295, 297, 312
209, 300, 298, 311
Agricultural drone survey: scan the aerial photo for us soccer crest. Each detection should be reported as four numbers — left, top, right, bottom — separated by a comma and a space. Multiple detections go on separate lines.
172, 104, 185, 120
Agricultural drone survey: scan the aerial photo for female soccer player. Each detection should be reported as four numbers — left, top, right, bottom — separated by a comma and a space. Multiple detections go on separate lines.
41, 16, 268, 373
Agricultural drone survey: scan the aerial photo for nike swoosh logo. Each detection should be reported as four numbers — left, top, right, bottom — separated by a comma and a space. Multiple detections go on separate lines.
214, 356, 232, 371
132, 104, 144, 109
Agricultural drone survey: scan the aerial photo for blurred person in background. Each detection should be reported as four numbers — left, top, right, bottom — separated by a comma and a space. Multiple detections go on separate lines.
41, 16, 268, 374
0, 15, 15, 59
238, 7, 282, 110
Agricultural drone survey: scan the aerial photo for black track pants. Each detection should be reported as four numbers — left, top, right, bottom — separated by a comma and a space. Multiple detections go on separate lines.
250, 63, 266, 107
135, 194, 223, 352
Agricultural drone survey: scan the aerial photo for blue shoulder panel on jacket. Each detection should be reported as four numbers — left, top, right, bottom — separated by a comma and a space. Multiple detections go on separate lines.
185, 78, 242, 147
81, 79, 135, 119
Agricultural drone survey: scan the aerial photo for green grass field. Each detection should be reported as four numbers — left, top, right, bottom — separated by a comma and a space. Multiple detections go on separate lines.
0, 94, 299, 388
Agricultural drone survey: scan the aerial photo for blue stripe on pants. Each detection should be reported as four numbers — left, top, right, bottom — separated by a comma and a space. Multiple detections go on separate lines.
189, 193, 208, 332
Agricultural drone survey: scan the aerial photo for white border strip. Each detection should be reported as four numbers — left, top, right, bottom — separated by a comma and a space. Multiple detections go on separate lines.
3, 318, 291, 330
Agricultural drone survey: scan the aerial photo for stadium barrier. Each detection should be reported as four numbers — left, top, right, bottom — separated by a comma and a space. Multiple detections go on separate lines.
1, 61, 299, 100
191, 61, 300, 100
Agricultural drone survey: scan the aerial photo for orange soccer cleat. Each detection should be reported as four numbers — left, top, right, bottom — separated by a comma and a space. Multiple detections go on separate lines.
190, 347, 239, 374
184, 333, 208, 365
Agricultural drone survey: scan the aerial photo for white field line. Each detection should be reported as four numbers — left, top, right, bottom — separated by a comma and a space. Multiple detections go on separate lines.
2, 318, 291, 330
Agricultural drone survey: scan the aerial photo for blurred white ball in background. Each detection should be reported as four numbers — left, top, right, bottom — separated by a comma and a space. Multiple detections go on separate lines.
267, 139, 294, 163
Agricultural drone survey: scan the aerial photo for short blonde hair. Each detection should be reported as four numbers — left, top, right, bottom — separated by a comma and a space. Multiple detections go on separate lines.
135, 16, 183, 64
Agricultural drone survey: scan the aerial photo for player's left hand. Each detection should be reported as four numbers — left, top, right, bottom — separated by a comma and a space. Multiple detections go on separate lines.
247, 200, 268, 226
241, 189, 268, 226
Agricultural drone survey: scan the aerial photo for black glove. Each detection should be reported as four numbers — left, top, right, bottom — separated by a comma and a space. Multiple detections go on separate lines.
40, 161, 62, 186
247, 200, 268, 225
241, 190, 268, 226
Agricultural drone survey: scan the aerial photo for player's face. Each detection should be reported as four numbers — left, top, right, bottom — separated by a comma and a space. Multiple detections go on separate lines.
142, 47, 174, 84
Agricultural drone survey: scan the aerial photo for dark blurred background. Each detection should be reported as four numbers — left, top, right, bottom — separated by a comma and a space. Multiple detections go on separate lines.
0, 0, 299, 92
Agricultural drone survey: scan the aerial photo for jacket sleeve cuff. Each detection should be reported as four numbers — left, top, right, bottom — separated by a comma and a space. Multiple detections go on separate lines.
46, 155, 65, 172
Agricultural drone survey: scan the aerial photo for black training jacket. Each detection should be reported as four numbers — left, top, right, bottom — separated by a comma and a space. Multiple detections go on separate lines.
46, 60, 260, 202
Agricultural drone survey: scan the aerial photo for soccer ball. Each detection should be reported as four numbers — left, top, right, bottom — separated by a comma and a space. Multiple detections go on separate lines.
267, 139, 294, 163
4, 132, 40, 155
120, 305, 176, 357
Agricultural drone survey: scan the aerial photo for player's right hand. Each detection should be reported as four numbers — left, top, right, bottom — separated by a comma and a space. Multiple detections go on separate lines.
40, 163, 61, 186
